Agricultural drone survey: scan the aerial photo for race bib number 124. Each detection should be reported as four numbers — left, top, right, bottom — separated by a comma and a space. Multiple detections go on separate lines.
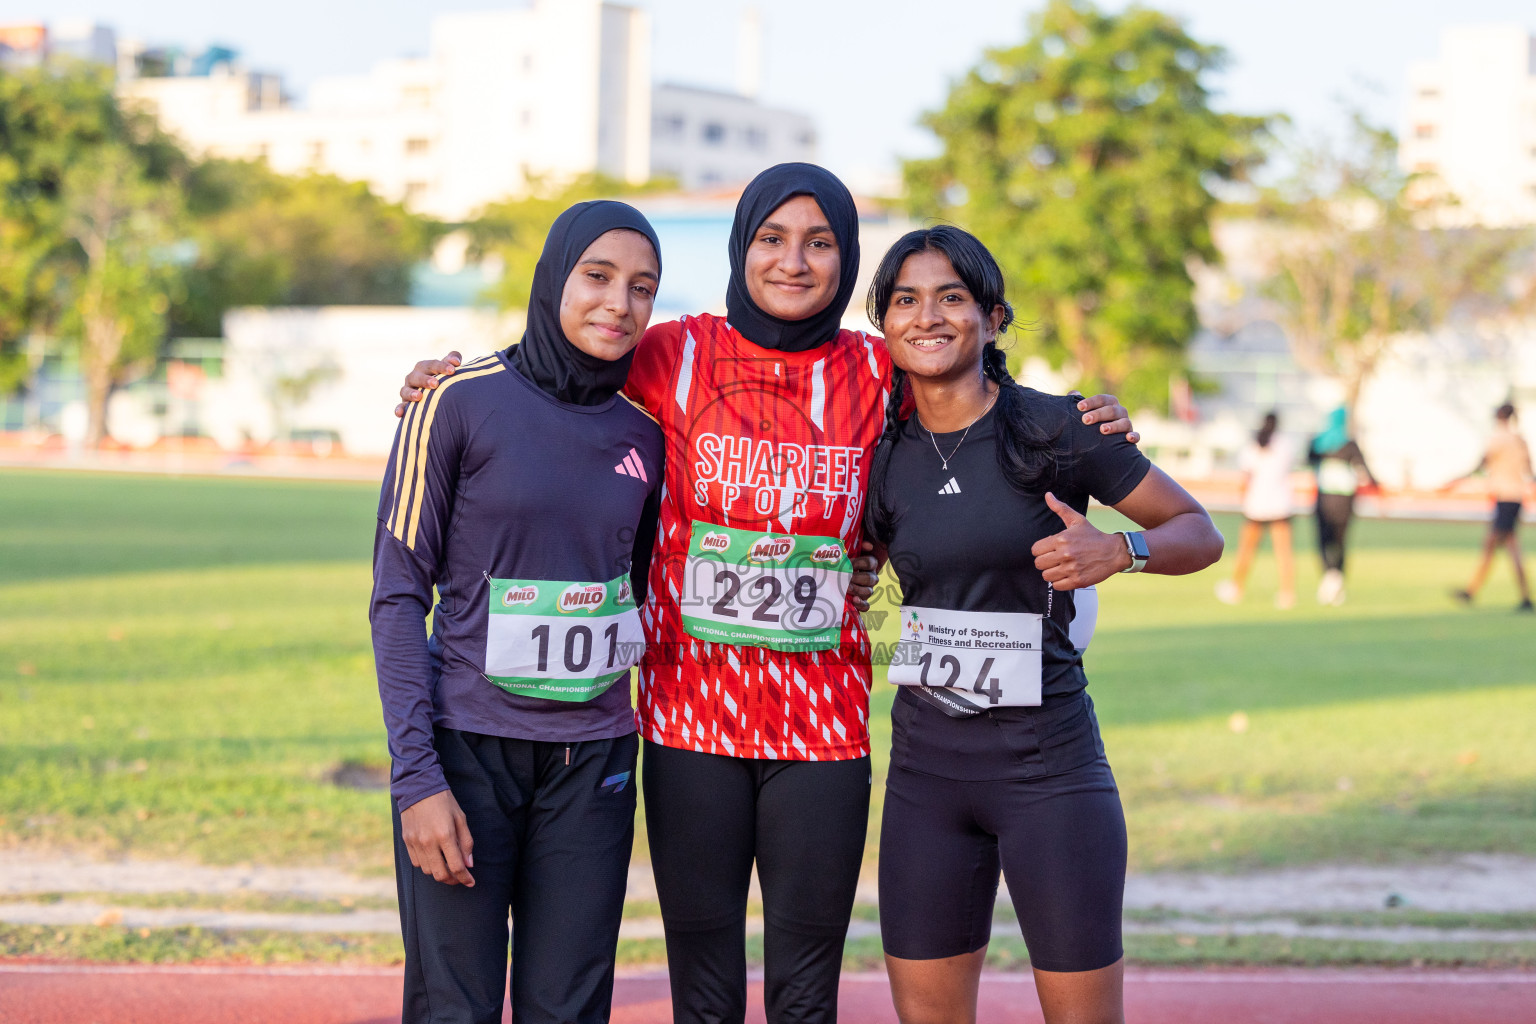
889, 605, 1044, 711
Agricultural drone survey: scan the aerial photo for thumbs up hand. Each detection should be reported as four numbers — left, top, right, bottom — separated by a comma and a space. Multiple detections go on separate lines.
1030, 492, 1132, 590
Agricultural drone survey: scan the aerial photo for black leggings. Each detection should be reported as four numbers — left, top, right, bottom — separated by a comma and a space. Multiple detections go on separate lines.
395, 729, 637, 1024
642, 741, 870, 1024
1316, 493, 1355, 572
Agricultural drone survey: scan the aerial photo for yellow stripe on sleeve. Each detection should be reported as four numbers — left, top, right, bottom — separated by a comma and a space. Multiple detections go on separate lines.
388, 356, 501, 539
386, 398, 423, 535
399, 362, 507, 549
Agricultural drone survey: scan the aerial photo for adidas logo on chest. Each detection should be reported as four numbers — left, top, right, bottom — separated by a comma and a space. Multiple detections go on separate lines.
938, 477, 961, 495
614, 447, 648, 483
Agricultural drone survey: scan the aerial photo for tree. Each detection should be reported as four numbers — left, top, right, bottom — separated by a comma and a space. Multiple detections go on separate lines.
0, 64, 175, 394
902, 0, 1270, 406
466, 173, 669, 311
0, 63, 186, 441
1258, 111, 1532, 414
172, 160, 440, 337
59, 144, 185, 447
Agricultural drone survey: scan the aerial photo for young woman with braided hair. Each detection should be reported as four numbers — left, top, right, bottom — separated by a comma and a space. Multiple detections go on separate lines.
863, 225, 1222, 1024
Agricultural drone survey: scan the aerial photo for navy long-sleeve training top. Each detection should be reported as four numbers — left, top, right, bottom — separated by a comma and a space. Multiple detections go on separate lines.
370, 351, 663, 812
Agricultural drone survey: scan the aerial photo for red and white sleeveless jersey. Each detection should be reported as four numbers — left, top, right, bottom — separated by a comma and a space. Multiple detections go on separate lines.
624, 314, 892, 760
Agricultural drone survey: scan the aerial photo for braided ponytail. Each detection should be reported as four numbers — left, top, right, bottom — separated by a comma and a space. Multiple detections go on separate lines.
863, 366, 907, 546
983, 341, 1071, 493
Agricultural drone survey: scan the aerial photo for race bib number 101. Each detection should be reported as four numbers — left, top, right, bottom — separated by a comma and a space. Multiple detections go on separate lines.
484, 574, 644, 702
681, 522, 852, 652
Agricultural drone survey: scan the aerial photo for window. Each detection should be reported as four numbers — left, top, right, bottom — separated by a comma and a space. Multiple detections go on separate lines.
702, 122, 726, 145
1413, 123, 1435, 140
653, 114, 685, 139
797, 130, 816, 148
406, 138, 430, 156
744, 126, 766, 151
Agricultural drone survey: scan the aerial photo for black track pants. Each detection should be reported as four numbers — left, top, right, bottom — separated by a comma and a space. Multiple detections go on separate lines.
1316, 493, 1355, 572
642, 741, 870, 1024
394, 728, 638, 1024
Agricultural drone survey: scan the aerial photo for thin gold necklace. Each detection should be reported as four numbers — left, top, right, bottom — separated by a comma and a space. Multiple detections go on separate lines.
921, 388, 997, 471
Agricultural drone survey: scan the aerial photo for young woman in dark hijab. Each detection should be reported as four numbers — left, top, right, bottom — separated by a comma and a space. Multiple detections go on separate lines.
392, 164, 1137, 1024
371, 200, 666, 1024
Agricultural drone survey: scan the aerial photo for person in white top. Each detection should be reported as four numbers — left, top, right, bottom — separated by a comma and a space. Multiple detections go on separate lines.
1216, 411, 1297, 609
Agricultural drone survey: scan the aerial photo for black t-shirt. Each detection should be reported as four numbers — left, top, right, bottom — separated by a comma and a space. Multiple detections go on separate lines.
872, 388, 1150, 778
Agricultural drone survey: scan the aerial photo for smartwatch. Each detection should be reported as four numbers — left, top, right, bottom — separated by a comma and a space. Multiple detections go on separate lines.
1118, 530, 1149, 573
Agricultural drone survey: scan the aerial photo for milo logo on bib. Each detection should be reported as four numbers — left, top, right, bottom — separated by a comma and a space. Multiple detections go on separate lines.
747, 536, 794, 563
811, 542, 844, 564
502, 585, 539, 608
700, 531, 731, 553
559, 584, 607, 614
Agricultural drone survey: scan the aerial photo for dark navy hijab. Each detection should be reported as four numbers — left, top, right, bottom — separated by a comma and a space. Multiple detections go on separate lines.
724, 163, 860, 353
509, 200, 662, 406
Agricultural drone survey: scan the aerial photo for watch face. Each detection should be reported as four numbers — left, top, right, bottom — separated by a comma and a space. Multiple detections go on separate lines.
1127, 531, 1150, 560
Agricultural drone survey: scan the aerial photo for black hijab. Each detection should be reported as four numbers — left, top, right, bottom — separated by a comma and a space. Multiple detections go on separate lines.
724, 163, 860, 353
509, 200, 662, 406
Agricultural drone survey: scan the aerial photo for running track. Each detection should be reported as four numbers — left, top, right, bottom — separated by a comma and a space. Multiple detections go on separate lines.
2, 964, 1533, 1023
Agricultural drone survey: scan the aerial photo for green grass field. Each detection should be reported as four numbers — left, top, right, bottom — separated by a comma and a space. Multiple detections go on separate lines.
2, 467, 1534, 879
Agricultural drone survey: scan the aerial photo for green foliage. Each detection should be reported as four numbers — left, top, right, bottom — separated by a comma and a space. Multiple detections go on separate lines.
466, 172, 670, 311
173, 160, 440, 337
902, 0, 1271, 406
59, 143, 187, 445
1255, 109, 1532, 412
0, 63, 181, 394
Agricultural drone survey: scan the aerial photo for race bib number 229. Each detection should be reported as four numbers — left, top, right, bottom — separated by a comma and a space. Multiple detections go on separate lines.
681, 522, 852, 652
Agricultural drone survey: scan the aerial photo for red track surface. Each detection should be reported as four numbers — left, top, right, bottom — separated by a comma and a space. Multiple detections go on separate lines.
2, 964, 1533, 1024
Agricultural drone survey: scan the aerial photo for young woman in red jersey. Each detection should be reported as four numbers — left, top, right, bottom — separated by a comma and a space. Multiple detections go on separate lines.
863, 225, 1222, 1024
394, 164, 1136, 1024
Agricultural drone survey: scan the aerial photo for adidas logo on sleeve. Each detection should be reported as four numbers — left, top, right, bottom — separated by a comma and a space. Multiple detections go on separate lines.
938, 477, 961, 495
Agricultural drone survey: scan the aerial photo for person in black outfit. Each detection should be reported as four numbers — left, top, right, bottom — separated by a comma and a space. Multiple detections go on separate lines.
862, 227, 1223, 1024
1306, 406, 1377, 606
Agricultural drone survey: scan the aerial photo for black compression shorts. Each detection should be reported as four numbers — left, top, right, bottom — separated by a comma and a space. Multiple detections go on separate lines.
878, 693, 1126, 972
1493, 501, 1522, 536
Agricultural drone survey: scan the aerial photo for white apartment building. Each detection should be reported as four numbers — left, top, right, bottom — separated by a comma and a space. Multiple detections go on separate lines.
650, 83, 817, 189
1400, 23, 1536, 226
119, 0, 651, 221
